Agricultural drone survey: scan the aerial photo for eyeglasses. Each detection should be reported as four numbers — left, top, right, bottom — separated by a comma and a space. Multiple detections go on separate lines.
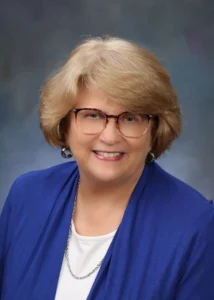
72, 108, 153, 138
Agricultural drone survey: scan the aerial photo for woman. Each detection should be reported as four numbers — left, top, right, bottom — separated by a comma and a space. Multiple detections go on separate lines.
0, 37, 214, 300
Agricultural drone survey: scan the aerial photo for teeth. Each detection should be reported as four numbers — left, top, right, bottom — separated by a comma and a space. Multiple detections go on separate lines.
96, 152, 123, 157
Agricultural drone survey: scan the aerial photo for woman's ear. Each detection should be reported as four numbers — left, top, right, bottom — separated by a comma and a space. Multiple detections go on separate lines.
59, 112, 72, 146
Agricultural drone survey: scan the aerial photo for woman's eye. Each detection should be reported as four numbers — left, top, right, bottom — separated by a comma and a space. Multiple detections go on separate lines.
88, 113, 99, 119
123, 115, 137, 122
126, 116, 134, 121
84, 112, 101, 119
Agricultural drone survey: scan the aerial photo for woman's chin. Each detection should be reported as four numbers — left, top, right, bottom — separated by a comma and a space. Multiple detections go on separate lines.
88, 167, 126, 185
77, 153, 132, 184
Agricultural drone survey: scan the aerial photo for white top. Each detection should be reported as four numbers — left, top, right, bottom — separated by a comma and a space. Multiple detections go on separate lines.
55, 221, 116, 300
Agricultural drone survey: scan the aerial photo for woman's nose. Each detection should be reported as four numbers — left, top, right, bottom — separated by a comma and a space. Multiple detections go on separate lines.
98, 118, 122, 144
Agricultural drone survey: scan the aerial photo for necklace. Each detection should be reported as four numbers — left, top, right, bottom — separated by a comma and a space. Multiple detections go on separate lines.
65, 181, 104, 280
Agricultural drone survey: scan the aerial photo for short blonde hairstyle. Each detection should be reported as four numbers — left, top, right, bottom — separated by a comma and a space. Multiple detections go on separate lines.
40, 36, 181, 159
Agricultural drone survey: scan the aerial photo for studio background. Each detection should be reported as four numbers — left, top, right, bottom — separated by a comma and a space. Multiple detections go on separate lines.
0, 0, 213, 211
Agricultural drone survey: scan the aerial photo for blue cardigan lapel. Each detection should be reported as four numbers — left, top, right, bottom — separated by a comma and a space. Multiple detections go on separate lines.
15, 168, 80, 300
87, 163, 151, 299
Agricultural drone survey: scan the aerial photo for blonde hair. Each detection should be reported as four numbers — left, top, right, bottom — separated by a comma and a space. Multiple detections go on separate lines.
40, 36, 181, 159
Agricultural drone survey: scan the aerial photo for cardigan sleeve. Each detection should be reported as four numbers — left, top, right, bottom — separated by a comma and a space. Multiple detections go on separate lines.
0, 178, 19, 298
0, 195, 12, 297
176, 206, 214, 300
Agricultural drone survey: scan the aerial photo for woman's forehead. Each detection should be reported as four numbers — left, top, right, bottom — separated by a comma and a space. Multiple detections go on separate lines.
75, 85, 128, 113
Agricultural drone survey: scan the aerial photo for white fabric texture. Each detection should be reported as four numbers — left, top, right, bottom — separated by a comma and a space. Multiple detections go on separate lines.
55, 221, 116, 300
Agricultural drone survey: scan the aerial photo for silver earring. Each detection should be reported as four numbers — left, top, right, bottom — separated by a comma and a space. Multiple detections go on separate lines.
61, 147, 73, 159
147, 152, 155, 163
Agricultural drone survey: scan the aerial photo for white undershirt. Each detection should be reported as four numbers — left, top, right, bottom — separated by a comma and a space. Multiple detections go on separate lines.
55, 221, 116, 300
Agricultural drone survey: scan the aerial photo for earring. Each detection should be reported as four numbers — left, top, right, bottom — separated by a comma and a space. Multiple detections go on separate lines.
61, 147, 73, 159
147, 152, 155, 163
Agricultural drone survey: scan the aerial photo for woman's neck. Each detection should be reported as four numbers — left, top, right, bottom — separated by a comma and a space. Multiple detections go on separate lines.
72, 171, 143, 236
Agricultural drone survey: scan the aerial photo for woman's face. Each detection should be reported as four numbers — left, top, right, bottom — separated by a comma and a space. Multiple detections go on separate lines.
66, 85, 152, 185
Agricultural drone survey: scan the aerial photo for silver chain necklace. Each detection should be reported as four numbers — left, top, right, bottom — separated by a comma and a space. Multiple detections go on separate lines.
65, 181, 104, 280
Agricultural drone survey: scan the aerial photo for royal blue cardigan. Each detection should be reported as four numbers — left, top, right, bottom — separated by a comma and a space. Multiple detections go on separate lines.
0, 161, 214, 300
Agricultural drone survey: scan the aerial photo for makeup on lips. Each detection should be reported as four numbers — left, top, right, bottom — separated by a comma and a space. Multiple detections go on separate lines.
92, 150, 125, 161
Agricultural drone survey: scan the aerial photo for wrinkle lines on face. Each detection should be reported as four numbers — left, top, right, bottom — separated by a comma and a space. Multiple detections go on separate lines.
67, 85, 152, 186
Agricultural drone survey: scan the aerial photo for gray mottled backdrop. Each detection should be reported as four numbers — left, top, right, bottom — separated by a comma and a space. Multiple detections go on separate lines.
0, 0, 214, 210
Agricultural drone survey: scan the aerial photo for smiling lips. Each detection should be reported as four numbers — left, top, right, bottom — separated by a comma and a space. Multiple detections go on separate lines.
93, 151, 125, 161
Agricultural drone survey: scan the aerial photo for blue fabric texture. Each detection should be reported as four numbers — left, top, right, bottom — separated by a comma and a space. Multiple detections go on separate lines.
0, 161, 214, 300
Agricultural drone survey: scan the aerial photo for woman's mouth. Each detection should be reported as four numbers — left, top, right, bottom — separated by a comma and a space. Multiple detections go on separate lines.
92, 151, 125, 161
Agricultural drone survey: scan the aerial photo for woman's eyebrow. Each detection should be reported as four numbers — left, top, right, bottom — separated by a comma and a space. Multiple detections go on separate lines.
82, 108, 129, 115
